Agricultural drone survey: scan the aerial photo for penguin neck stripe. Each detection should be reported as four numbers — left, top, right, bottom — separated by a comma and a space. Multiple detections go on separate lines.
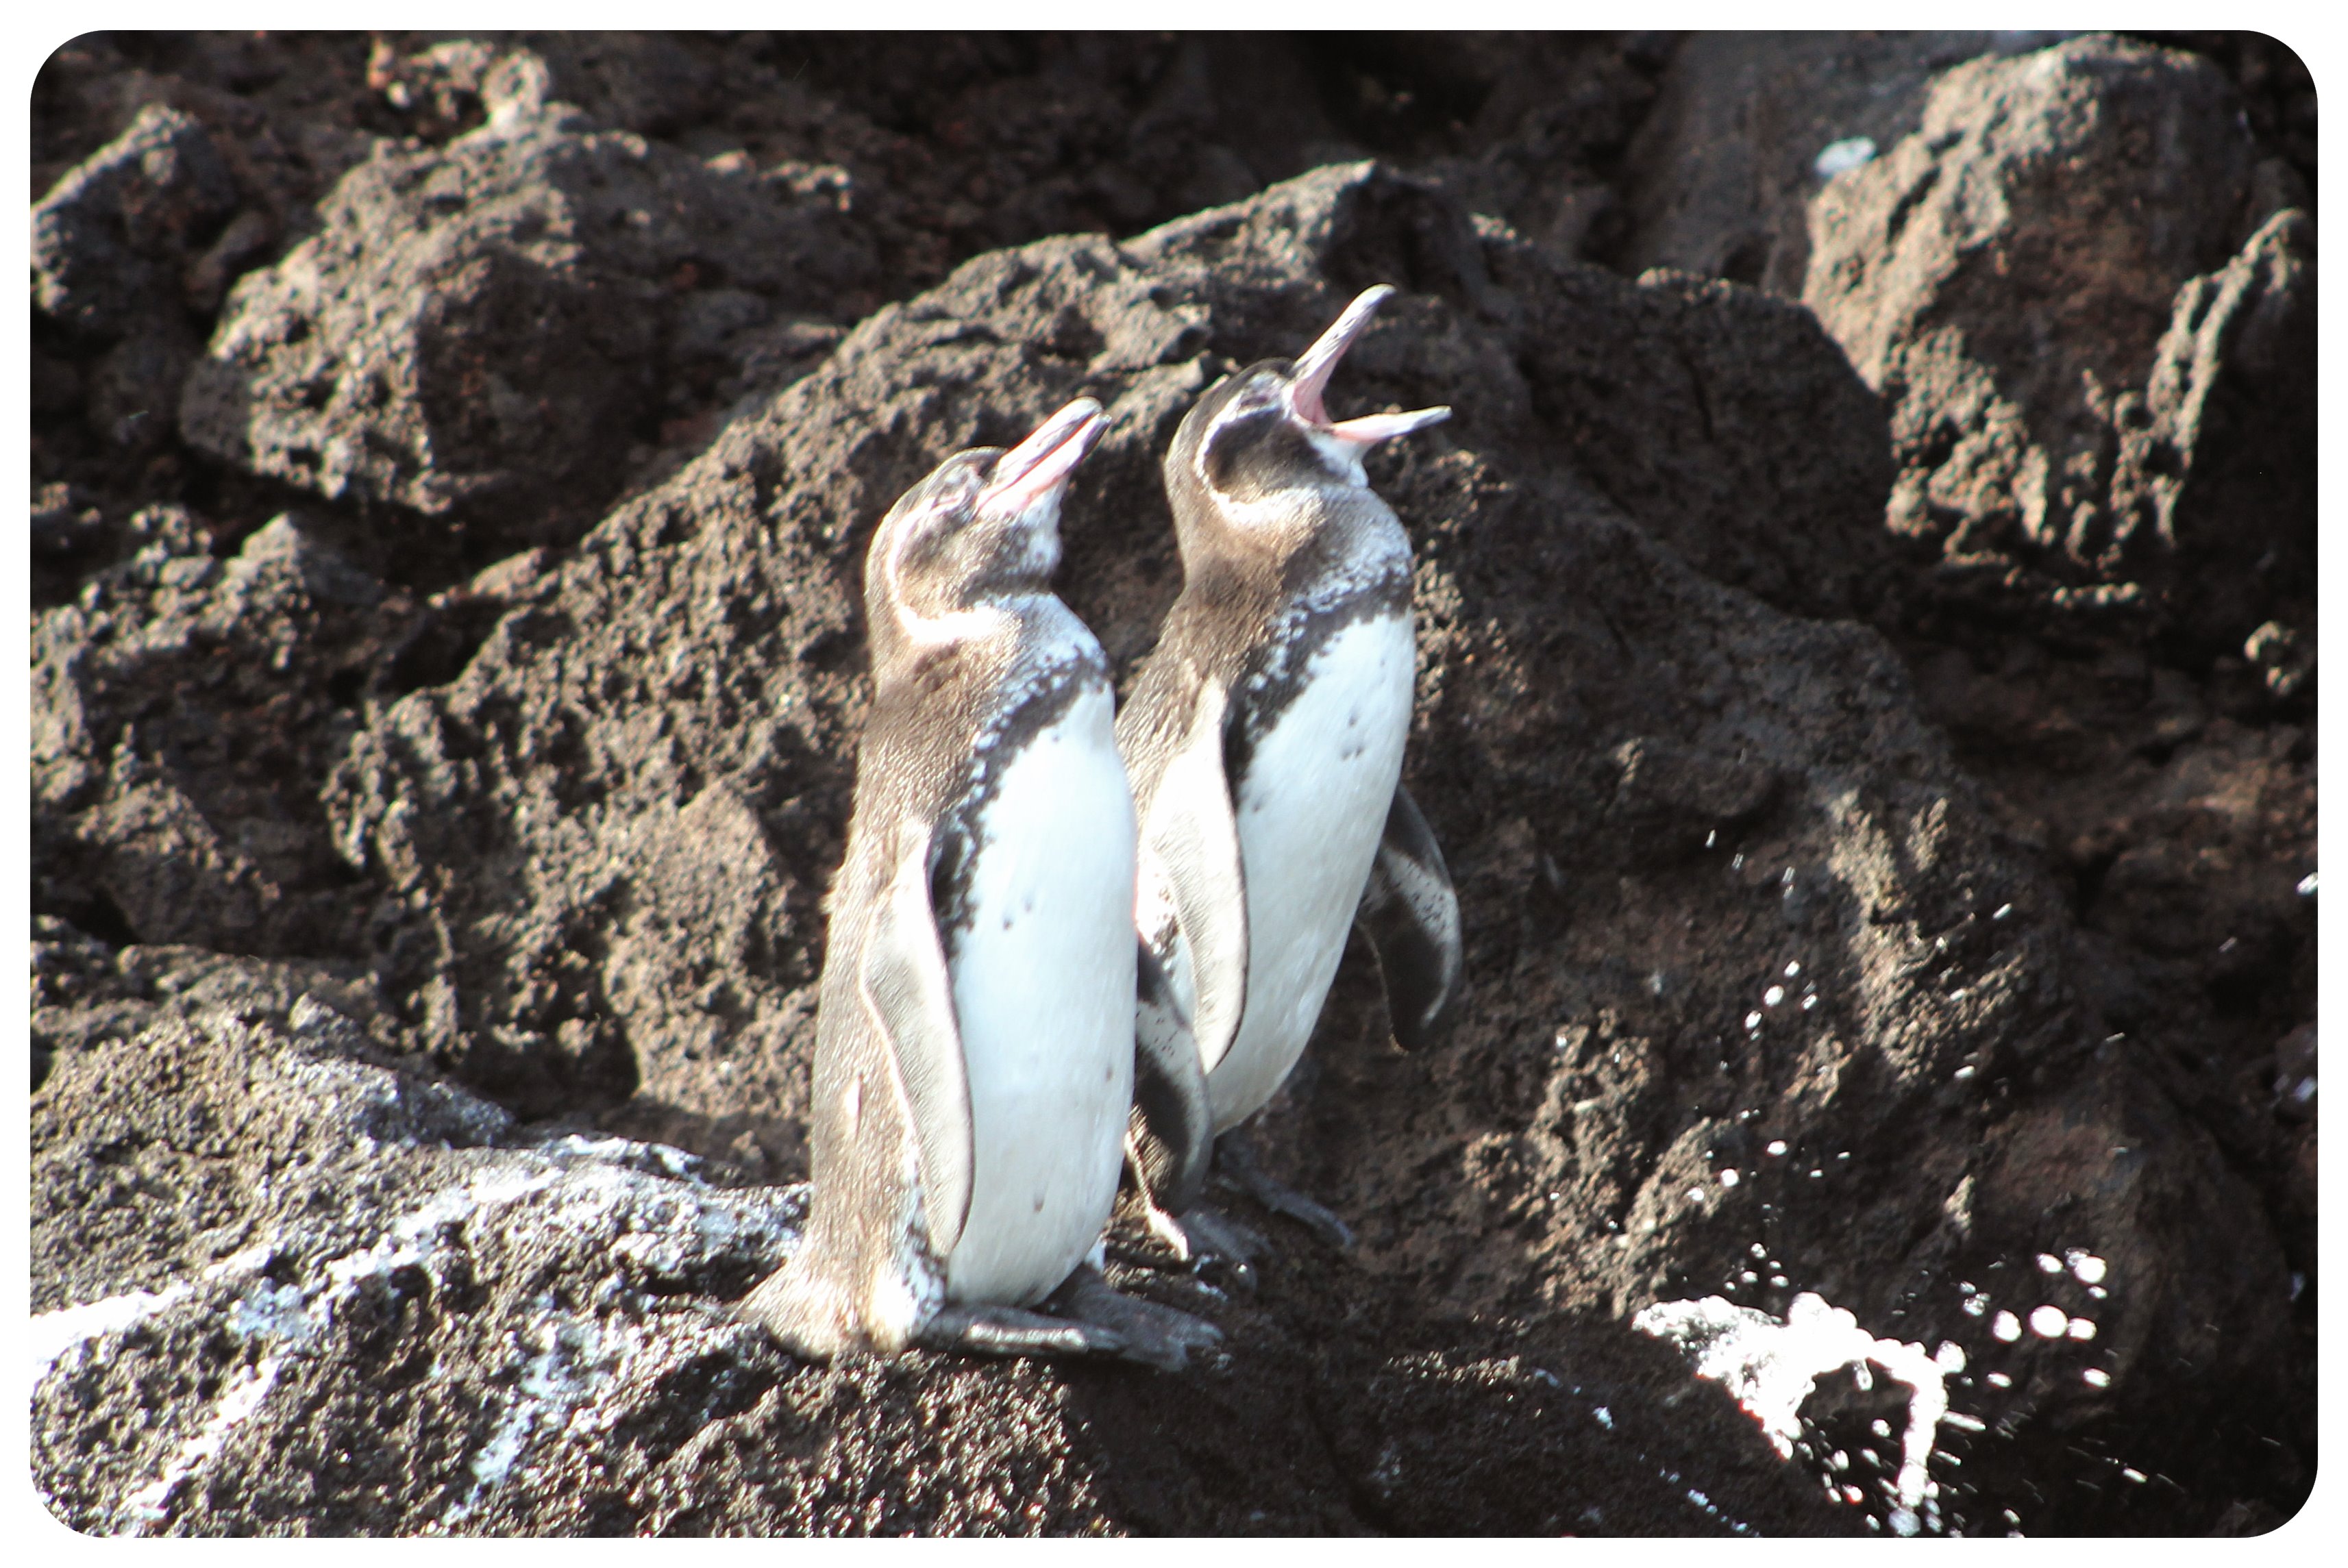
880, 500, 927, 619
893, 601, 1015, 649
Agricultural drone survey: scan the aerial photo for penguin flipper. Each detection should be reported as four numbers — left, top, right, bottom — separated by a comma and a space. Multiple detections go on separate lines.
1139, 680, 1250, 1072
1128, 938, 1216, 1215
1354, 782, 1463, 1051
862, 819, 974, 1259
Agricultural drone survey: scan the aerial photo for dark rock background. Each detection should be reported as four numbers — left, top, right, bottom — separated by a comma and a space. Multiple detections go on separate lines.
28, 31, 2316, 1536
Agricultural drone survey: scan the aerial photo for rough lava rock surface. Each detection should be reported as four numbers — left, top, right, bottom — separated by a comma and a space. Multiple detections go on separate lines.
1804, 34, 2312, 656
178, 55, 872, 556
32, 506, 424, 958
29, 31, 2316, 1537
1616, 30, 2034, 296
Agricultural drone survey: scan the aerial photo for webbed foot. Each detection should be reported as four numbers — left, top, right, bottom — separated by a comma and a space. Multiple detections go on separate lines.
1129, 1191, 1264, 1294
1169, 1203, 1268, 1292
917, 1302, 1126, 1360
1048, 1266, 1224, 1372
1215, 1132, 1356, 1250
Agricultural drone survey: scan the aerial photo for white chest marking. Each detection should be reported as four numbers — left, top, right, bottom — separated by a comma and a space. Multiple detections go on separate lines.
1209, 610, 1414, 1130
941, 682, 1138, 1306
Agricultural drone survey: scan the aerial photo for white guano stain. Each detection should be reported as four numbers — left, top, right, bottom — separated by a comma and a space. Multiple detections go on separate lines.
29, 1283, 196, 1385
122, 1354, 287, 1533
34, 1136, 805, 1535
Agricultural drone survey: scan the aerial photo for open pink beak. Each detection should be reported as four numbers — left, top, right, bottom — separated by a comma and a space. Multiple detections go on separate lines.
978, 396, 1107, 517
1286, 286, 1450, 446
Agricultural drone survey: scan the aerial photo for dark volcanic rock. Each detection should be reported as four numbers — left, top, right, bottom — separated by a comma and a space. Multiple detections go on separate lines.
32, 33, 381, 216
1774, 38, 2318, 1326
1617, 32, 2317, 660
31, 508, 428, 958
31, 481, 119, 606
308, 162, 2300, 1531
32, 100, 238, 338
1616, 31, 2027, 295
27, 31, 2317, 1539
1803, 34, 2310, 654
32, 101, 240, 456
1491, 249, 1897, 621
178, 51, 873, 558
31, 993, 795, 1535
1333, 33, 1664, 262
28, 912, 386, 1094
29, 982, 1851, 1536
2108, 208, 2317, 652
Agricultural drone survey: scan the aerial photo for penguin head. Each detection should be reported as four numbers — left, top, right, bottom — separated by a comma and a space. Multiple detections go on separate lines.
866, 397, 1106, 649
1169, 285, 1450, 530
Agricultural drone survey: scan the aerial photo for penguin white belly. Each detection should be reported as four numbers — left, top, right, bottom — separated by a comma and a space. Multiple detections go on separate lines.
942, 683, 1138, 1306
1210, 610, 1416, 1130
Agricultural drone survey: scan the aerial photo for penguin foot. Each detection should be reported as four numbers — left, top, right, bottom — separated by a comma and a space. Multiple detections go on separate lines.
1215, 1134, 1357, 1250
1170, 1204, 1266, 1294
917, 1303, 1126, 1360
1048, 1266, 1224, 1372
1122, 1192, 1263, 1294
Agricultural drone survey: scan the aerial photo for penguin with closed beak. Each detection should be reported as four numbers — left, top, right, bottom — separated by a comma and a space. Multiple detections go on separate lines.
1117, 286, 1465, 1261
743, 397, 1220, 1369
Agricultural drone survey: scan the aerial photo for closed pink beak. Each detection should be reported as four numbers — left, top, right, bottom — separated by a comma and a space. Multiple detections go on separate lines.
979, 397, 1107, 516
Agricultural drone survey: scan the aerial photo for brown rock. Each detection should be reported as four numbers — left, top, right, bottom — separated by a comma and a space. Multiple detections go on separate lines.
1803, 34, 2310, 654
179, 60, 872, 556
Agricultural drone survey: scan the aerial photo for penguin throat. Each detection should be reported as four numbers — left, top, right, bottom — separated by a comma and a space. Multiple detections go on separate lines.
1300, 427, 1372, 488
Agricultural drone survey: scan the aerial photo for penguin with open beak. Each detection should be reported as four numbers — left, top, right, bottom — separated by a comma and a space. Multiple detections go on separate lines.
743, 397, 1220, 1369
1116, 286, 1465, 1262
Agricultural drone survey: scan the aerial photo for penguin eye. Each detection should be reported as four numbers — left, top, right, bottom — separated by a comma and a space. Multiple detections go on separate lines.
919, 460, 989, 533
1233, 375, 1287, 415
1200, 403, 1302, 501
897, 475, 977, 558
1200, 406, 1265, 492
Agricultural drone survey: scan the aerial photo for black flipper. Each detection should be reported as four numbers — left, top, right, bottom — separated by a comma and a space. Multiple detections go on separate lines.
1354, 782, 1463, 1051
1128, 938, 1215, 1216
1136, 680, 1249, 1073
